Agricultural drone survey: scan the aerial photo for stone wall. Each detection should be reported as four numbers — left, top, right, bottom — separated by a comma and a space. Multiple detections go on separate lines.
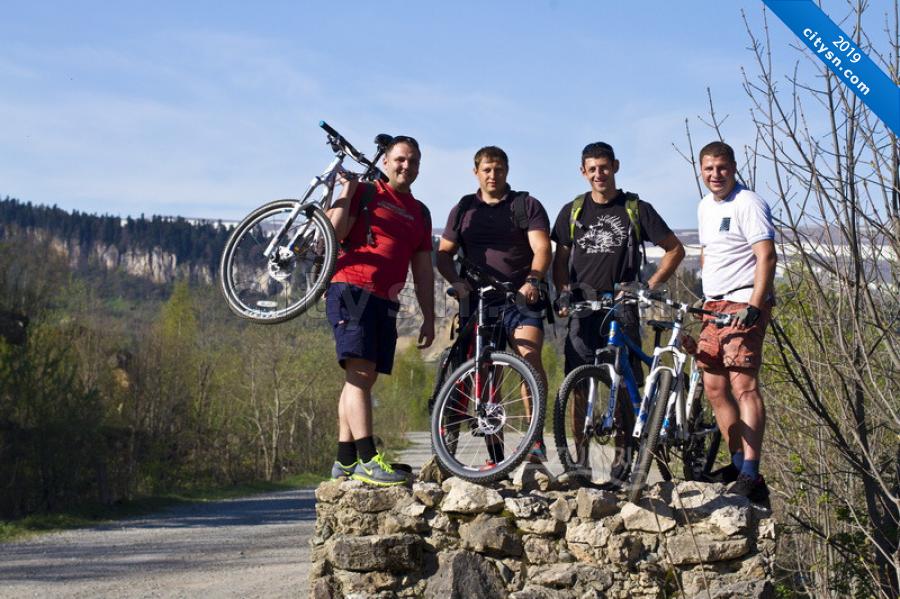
310, 467, 776, 598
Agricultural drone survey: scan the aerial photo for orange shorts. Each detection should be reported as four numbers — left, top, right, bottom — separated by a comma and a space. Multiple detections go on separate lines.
696, 300, 771, 372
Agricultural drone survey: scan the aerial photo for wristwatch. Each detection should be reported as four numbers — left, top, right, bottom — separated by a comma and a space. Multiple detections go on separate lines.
526, 276, 541, 288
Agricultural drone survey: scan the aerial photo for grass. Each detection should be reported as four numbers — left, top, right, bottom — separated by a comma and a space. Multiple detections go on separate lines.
0, 472, 327, 544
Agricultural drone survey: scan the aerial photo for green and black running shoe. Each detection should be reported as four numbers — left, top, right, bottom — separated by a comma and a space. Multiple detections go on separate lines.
351, 454, 408, 486
330, 460, 357, 480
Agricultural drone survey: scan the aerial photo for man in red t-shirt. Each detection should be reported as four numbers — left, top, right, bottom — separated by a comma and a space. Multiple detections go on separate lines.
326, 136, 434, 486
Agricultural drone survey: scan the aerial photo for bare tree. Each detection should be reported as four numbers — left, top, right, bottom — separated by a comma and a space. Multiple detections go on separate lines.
680, 3, 899, 596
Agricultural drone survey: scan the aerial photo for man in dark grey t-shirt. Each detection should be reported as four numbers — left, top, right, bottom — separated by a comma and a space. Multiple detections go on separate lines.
437, 146, 552, 464
551, 141, 685, 487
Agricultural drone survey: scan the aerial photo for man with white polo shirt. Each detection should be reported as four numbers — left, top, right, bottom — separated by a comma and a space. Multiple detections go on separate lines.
696, 141, 777, 505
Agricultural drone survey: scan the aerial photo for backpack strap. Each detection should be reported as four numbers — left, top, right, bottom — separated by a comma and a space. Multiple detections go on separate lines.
510, 191, 530, 230
568, 193, 587, 241
347, 182, 378, 248
622, 192, 647, 281
451, 194, 478, 240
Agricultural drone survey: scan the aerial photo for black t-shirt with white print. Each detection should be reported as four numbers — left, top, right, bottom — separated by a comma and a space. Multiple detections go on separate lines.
551, 190, 672, 299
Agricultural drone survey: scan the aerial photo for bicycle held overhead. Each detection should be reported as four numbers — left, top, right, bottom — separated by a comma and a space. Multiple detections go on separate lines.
219, 122, 393, 324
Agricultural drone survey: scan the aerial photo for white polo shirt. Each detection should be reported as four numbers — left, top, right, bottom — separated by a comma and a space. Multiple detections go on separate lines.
698, 184, 775, 302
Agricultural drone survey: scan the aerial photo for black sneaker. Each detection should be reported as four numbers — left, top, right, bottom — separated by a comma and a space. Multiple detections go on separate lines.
706, 463, 740, 484
748, 476, 771, 509
727, 474, 770, 507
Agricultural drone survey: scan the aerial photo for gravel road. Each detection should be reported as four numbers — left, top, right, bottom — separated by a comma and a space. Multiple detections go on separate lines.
0, 489, 317, 598
0, 431, 637, 597
0, 434, 433, 599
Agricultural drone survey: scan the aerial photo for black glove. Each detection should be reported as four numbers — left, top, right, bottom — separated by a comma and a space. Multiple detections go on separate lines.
731, 305, 761, 328
554, 291, 572, 314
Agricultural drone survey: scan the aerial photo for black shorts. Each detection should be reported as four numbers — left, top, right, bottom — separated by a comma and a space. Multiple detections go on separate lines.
326, 283, 400, 375
564, 304, 645, 385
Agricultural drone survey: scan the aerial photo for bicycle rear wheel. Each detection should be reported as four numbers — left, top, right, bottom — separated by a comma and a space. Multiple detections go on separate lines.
682, 387, 722, 481
431, 351, 545, 483
628, 369, 673, 503
553, 365, 625, 486
219, 200, 337, 323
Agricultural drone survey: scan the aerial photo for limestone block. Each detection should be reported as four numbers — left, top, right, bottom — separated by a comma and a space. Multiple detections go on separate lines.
605, 533, 644, 567
664, 533, 751, 565
549, 497, 573, 522
505, 495, 550, 519
423, 550, 506, 599
518, 517, 564, 535
458, 512, 523, 557
524, 534, 559, 564
575, 487, 619, 519
440, 477, 505, 513
621, 499, 677, 533
341, 486, 411, 513
315, 479, 347, 504
412, 482, 444, 507
326, 534, 422, 572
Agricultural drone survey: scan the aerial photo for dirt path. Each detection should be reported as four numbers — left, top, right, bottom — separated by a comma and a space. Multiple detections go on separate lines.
0, 489, 317, 598
0, 431, 641, 597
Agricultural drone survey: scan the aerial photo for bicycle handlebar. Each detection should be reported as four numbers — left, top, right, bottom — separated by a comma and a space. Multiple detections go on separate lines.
446, 256, 516, 298
319, 120, 383, 178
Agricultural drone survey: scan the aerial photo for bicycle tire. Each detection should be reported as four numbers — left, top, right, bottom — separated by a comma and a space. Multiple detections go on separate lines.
628, 369, 673, 503
428, 348, 453, 416
219, 200, 337, 323
682, 386, 722, 481
431, 350, 545, 484
553, 364, 619, 485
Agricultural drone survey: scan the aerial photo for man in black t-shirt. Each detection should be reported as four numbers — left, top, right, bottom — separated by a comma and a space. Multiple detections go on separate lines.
551, 141, 685, 487
438, 146, 552, 465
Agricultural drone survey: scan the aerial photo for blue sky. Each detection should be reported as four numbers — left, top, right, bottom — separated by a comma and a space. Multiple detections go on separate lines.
0, 1, 887, 229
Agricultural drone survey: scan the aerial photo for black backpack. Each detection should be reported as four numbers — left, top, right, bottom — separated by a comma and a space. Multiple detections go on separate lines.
451, 190, 531, 246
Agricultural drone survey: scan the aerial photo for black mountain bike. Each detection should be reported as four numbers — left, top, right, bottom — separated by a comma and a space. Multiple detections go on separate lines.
429, 259, 546, 483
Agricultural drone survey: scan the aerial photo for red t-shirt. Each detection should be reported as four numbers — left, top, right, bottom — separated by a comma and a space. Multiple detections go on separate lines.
331, 181, 433, 301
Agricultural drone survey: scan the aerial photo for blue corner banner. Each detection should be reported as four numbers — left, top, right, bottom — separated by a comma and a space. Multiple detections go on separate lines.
762, 0, 900, 135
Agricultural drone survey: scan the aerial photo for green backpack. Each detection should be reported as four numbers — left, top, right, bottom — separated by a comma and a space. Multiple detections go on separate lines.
567, 192, 647, 281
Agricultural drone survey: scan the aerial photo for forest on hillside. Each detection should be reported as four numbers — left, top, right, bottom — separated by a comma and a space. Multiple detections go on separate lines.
0, 228, 436, 520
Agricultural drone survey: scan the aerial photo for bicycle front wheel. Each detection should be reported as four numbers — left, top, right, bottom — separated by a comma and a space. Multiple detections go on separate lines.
219, 200, 337, 323
553, 365, 621, 486
628, 370, 673, 503
431, 351, 545, 484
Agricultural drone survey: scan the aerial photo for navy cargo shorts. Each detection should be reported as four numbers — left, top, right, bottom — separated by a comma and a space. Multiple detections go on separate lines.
326, 283, 400, 375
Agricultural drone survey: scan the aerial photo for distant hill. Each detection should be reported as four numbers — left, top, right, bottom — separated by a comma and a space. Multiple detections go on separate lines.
0, 197, 231, 285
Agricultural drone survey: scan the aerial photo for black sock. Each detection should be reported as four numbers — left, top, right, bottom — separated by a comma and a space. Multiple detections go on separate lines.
355, 436, 378, 463
337, 441, 357, 466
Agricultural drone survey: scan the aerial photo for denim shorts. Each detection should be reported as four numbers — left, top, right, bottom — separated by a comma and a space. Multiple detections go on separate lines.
325, 283, 400, 375
458, 295, 544, 341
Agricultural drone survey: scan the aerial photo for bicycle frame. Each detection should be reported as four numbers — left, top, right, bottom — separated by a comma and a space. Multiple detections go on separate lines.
574, 301, 653, 440
262, 122, 387, 262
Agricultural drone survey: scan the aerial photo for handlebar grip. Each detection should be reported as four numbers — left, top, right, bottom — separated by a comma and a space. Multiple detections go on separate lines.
319, 120, 339, 137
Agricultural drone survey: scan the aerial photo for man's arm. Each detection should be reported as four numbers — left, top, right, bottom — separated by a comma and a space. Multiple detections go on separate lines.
646, 232, 685, 290
326, 176, 359, 242
436, 237, 471, 299
552, 243, 571, 292
519, 230, 551, 304
748, 239, 776, 308
411, 249, 435, 349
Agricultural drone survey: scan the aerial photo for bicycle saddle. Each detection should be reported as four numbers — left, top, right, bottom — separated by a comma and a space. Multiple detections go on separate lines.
646, 319, 675, 331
